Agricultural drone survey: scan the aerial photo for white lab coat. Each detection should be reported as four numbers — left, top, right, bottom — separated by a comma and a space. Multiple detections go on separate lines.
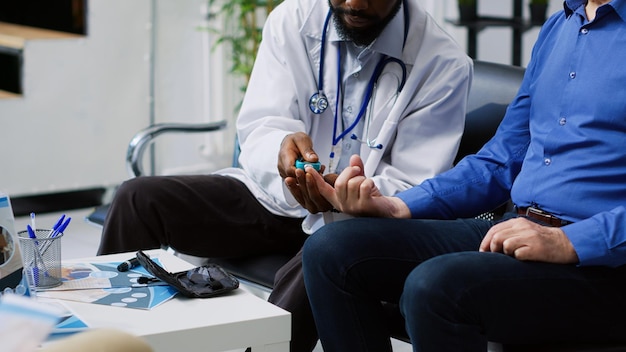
215, 0, 473, 233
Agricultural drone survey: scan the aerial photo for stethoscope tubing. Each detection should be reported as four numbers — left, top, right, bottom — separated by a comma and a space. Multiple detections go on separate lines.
317, 10, 333, 94
333, 54, 406, 146
311, 0, 410, 154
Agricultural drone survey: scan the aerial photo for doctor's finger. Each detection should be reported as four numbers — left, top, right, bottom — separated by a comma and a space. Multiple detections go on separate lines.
323, 173, 338, 187
305, 173, 333, 213
288, 132, 318, 161
278, 133, 315, 176
285, 177, 306, 205
306, 167, 339, 207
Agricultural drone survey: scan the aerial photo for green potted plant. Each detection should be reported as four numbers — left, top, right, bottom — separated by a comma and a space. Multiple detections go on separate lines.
457, 0, 477, 22
208, 0, 283, 92
529, 0, 549, 24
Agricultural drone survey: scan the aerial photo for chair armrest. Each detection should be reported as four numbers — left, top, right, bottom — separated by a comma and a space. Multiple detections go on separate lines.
126, 120, 228, 177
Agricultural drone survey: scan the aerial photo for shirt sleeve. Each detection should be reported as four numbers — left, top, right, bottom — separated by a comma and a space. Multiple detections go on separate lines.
563, 207, 626, 267
396, 59, 538, 219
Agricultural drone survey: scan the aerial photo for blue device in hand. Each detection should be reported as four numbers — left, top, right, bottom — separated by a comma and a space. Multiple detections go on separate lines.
295, 158, 321, 171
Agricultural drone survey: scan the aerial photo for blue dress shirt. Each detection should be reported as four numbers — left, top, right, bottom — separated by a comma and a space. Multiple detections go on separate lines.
397, 0, 626, 267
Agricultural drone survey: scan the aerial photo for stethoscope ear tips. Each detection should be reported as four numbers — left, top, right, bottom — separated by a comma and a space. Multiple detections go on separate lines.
350, 134, 383, 150
309, 92, 329, 114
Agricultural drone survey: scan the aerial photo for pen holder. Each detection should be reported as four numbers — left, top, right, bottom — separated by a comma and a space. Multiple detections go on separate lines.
17, 229, 63, 289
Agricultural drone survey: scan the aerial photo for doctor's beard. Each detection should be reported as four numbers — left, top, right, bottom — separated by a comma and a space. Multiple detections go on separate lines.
329, 0, 402, 47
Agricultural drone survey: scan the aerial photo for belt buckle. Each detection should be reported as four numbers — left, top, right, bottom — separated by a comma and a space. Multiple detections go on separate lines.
526, 206, 553, 221
525, 206, 560, 225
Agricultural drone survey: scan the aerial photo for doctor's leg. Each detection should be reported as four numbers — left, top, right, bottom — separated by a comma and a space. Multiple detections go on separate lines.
97, 175, 307, 257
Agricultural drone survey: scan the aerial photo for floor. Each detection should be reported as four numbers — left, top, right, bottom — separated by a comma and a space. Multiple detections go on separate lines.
14, 207, 414, 352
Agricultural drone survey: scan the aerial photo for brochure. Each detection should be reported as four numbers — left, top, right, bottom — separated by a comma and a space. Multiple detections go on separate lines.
0, 294, 64, 351
37, 261, 178, 310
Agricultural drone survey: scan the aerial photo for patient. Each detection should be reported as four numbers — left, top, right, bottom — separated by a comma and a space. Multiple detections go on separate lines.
302, 0, 626, 350
96, 0, 472, 350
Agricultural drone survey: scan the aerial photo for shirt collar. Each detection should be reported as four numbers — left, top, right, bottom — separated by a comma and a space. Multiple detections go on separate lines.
564, 0, 626, 21
328, 1, 405, 60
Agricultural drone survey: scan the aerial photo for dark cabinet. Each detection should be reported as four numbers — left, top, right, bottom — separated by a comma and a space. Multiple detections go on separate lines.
448, 0, 544, 66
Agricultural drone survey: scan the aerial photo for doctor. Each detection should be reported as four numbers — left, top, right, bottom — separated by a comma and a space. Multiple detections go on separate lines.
97, 0, 472, 350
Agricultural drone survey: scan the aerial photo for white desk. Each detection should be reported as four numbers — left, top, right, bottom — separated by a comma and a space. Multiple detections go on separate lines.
53, 249, 290, 352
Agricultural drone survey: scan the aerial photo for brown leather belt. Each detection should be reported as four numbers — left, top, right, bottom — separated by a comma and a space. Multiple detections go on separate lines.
516, 206, 572, 227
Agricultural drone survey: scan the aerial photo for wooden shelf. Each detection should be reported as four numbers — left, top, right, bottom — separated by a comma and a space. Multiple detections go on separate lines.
0, 21, 82, 50
0, 89, 20, 99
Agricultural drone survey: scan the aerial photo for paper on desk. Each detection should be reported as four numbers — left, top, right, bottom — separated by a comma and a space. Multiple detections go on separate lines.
36, 261, 178, 310
0, 293, 63, 352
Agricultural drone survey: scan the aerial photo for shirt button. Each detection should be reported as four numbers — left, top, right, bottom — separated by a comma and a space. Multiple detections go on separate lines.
559, 117, 566, 125
581, 28, 589, 34
353, 72, 359, 78
569, 72, 576, 79
544, 158, 551, 166
346, 106, 353, 113
345, 142, 352, 150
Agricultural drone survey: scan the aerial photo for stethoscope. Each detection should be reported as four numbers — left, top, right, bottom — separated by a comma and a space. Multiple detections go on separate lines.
309, 2, 409, 169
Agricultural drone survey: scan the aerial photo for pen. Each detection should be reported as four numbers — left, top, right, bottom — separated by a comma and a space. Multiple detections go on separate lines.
47, 214, 65, 238
30, 212, 37, 231
26, 224, 44, 284
40, 217, 71, 256
26, 224, 39, 246
53, 217, 72, 238
117, 257, 140, 272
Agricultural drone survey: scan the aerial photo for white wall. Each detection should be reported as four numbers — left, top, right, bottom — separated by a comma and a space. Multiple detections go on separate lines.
1, 0, 152, 197
150, 0, 237, 176
0, 0, 237, 198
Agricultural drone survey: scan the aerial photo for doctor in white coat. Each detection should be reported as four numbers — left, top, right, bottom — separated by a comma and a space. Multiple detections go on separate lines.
97, 0, 472, 350
223, 0, 473, 349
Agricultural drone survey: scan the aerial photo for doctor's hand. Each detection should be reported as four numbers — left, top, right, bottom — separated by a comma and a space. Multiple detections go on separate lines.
479, 217, 579, 264
278, 132, 322, 179
306, 154, 411, 219
279, 132, 333, 213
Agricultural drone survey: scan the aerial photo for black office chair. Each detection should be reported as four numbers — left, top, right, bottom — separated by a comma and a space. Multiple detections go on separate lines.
87, 60, 626, 352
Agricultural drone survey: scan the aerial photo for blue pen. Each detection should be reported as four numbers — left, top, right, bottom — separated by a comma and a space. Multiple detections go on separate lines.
40, 217, 71, 256
26, 224, 44, 285
47, 214, 65, 238
27, 224, 39, 246
55, 217, 71, 237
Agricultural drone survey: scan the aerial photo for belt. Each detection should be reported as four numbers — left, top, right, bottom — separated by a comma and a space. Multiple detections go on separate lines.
516, 206, 572, 227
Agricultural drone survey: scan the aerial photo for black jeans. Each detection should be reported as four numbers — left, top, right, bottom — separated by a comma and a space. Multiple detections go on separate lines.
98, 175, 329, 351
303, 217, 626, 352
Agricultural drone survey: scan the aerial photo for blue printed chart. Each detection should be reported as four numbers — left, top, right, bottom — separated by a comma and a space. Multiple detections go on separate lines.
37, 261, 178, 310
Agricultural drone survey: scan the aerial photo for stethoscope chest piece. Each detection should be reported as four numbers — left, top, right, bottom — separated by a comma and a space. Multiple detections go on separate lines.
309, 91, 329, 114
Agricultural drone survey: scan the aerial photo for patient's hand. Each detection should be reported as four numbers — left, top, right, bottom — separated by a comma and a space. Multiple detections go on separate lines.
479, 217, 579, 264
285, 168, 337, 213
307, 155, 411, 219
